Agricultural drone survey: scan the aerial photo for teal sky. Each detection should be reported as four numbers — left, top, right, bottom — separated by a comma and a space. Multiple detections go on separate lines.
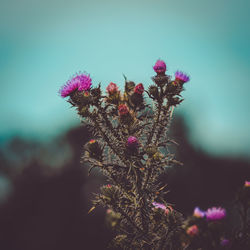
0, 0, 250, 157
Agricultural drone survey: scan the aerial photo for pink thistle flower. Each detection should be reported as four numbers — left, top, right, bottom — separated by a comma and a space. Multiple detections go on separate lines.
127, 136, 139, 148
77, 74, 92, 91
220, 238, 230, 247
244, 181, 250, 187
152, 202, 167, 210
175, 71, 190, 83
206, 207, 226, 221
59, 73, 92, 98
152, 202, 173, 215
106, 82, 119, 95
134, 83, 144, 94
118, 104, 129, 116
153, 60, 167, 74
193, 207, 205, 218
186, 225, 199, 237
59, 77, 80, 98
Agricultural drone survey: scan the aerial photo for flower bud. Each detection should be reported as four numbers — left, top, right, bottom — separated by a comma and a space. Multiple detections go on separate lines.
127, 136, 139, 148
134, 83, 144, 95
106, 82, 119, 95
186, 225, 199, 237
153, 60, 167, 75
118, 104, 129, 116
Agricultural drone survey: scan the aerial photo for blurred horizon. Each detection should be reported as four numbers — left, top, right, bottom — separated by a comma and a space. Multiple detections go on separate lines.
1, 0, 250, 157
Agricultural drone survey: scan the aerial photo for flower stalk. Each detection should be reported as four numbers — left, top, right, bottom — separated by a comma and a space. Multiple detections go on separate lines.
60, 60, 190, 249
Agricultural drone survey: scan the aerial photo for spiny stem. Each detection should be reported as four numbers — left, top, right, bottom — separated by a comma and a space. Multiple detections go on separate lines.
147, 101, 162, 145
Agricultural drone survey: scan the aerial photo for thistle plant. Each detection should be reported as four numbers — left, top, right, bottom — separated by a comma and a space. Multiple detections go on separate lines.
59, 60, 190, 249
182, 206, 228, 249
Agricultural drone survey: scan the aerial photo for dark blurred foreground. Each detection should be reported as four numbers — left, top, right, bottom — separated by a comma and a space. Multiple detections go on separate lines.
0, 117, 249, 250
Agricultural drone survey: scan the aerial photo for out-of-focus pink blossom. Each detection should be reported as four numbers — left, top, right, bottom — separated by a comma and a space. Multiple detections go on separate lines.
193, 207, 205, 218
220, 238, 230, 247
244, 181, 250, 187
206, 207, 226, 221
186, 225, 199, 237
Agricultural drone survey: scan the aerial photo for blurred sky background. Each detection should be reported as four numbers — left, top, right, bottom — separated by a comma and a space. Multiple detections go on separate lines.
1, 0, 250, 157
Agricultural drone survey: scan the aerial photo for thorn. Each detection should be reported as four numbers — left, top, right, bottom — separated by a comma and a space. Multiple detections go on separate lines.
88, 206, 96, 214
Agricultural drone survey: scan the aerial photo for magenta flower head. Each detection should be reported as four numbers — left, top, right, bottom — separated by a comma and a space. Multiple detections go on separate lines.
106, 82, 119, 95
244, 180, 250, 187
175, 71, 190, 83
77, 73, 92, 91
220, 238, 230, 247
152, 202, 166, 211
127, 136, 139, 148
134, 83, 144, 94
206, 207, 226, 221
59, 73, 92, 98
193, 207, 205, 218
59, 77, 80, 98
153, 60, 167, 74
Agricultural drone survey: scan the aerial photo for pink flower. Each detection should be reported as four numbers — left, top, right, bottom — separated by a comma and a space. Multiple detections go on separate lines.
59, 73, 92, 98
118, 104, 129, 116
152, 202, 167, 210
59, 77, 80, 98
77, 74, 92, 91
134, 83, 144, 94
106, 82, 119, 95
153, 60, 167, 74
206, 207, 226, 221
127, 136, 139, 148
220, 238, 230, 247
175, 71, 190, 83
186, 225, 199, 237
193, 207, 205, 218
244, 181, 250, 187
152, 202, 173, 215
